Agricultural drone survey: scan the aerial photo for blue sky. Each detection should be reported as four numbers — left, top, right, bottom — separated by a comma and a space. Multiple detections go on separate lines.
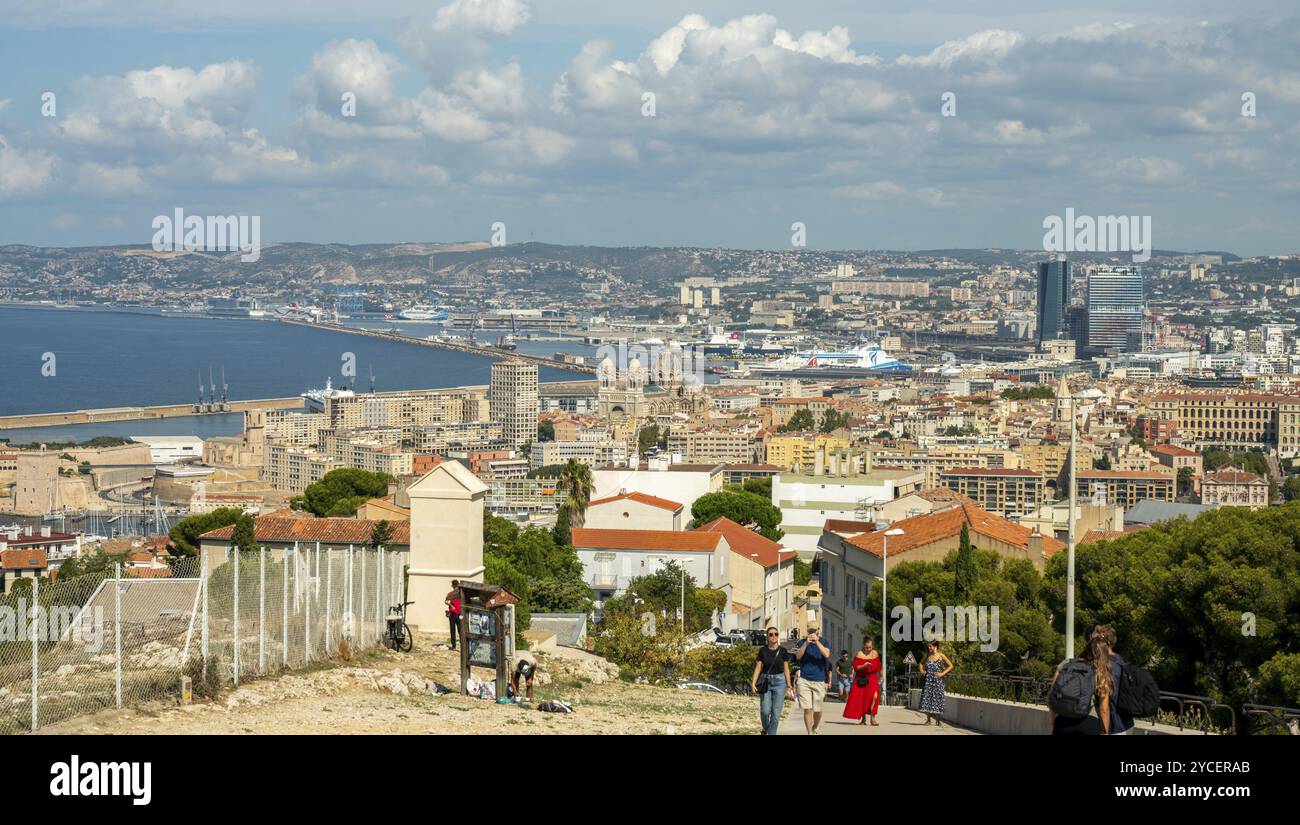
1, 1, 1298, 254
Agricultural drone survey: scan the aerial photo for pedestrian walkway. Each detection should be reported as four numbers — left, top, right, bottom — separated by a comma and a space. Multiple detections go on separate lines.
777, 703, 980, 735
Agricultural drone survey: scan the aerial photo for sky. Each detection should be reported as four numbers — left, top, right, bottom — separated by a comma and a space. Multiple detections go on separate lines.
1, 0, 1298, 254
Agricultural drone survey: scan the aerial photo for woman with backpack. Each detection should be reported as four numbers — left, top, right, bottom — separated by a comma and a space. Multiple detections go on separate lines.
918, 641, 952, 726
1048, 635, 1114, 735
842, 637, 882, 726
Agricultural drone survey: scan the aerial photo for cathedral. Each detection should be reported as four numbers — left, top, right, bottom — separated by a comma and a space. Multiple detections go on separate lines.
596, 348, 710, 420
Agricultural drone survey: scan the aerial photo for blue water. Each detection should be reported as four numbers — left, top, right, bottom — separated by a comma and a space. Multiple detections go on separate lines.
0, 305, 586, 438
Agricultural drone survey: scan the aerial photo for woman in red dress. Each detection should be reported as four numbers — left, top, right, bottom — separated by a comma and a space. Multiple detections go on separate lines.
842, 637, 882, 725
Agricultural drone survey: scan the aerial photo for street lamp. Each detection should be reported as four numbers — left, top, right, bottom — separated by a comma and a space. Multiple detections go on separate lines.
881, 527, 904, 707
1066, 393, 1081, 661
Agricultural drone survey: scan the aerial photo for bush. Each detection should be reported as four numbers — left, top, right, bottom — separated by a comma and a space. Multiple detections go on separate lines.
678, 644, 756, 692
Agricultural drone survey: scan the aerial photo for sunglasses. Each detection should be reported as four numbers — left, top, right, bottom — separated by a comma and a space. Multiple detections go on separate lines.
767, 632, 779, 637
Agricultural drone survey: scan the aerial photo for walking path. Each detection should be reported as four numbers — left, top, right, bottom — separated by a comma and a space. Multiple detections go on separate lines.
777, 703, 980, 735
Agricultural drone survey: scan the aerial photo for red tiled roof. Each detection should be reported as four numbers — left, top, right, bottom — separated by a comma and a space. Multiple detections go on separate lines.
1150, 444, 1198, 457
846, 500, 1065, 560
1203, 470, 1266, 485
571, 528, 723, 553
823, 518, 877, 535
693, 517, 794, 568
199, 516, 410, 545
588, 491, 683, 512
0, 548, 48, 570
127, 567, 175, 578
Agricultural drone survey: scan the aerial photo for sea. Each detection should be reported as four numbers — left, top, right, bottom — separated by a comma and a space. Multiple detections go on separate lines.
0, 305, 592, 444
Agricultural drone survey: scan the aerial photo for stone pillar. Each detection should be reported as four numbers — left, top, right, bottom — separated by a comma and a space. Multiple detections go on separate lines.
405, 463, 488, 633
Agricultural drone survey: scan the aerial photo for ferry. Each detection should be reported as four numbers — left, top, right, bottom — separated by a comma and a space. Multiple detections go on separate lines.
398, 305, 449, 322
753, 343, 912, 374
302, 377, 355, 412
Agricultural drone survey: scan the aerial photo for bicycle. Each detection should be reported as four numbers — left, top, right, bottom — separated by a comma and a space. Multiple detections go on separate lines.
385, 601, 414, 652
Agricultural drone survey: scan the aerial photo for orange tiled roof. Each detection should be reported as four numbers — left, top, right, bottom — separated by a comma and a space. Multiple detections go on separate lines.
571, 527, 723, 553
1150, 444, 1198, 457
693, 517, 794, 568
846, 500, 1065, 560
0, 548, 47, 569
1077, 470, 1170, 480
1203, 470, 1266, 485
588, 491, 684, 512
200, 516, 410, 545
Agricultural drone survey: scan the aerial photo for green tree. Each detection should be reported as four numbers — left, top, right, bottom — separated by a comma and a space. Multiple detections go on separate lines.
779, 408, 816, 432
741, 477, 772, 498
551, 504, 572, 546
231, 513, 259, 553
954, 523, 978, 601
1283, 475, 1300, 503
558, 458, 594, 530
369, 519, 395, 550
638, 423, 660, 456
1177, 466, 1196, 498
167, 507, 245, 556
295, 468, 393, 517
690, 491, 784, 542
819, 408, 847, 433
537, 421, 555, 442
793, 557, 812, 587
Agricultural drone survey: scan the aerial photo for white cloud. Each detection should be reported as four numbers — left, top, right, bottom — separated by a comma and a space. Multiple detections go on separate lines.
0, 136, 56, 197
433, 0, 531, 37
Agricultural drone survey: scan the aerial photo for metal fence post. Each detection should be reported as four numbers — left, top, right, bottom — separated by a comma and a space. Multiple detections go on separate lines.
304, 546, 312, 663
326, 548, 333, 655
201, 547, 209, 680
283, 547, 289, 668
30, 576, 38, 732
259, 547, 266, 675
377, 547, 384, 645
233, 547, 240, 687
114, 563, 122, 708
360, 550, 367, 645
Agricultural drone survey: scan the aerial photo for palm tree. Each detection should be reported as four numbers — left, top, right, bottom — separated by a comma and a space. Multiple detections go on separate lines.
559, 459, 594, 530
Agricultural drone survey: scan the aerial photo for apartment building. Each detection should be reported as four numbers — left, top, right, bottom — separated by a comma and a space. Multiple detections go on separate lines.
1075, 470, 1174, 508
531, 439, 630, 470
265, 443, 343, 493
764, 435, 851, 475
666, 429, 756, 464
938, 468, 1045, 516
1151, 392, 1300, 452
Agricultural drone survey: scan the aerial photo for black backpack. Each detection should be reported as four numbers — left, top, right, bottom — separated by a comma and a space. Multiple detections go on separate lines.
1049, 659, 1096, 719
1115, 663, 1160, 717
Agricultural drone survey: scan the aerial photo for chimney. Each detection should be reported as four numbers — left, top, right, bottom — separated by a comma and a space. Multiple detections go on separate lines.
1028, 529, 1046, 560
41, 526, 51, 538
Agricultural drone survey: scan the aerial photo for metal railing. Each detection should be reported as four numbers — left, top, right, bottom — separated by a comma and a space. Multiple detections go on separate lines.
893, 670, 1259, 734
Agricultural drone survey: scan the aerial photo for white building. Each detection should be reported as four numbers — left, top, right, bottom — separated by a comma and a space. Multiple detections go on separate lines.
592, 458, 725, 517
571, 527, 731, 607
130, 435, 205, 465
773, 469, 925, 555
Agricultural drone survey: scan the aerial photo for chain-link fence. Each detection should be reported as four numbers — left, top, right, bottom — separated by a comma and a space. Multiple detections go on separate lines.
0, 545, 406, 734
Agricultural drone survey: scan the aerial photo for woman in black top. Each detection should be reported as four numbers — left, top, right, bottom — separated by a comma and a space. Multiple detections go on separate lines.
751, 627, 794, 735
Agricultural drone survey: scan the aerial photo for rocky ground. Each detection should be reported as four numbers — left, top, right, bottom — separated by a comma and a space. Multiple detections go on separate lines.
38, 633, 767, 735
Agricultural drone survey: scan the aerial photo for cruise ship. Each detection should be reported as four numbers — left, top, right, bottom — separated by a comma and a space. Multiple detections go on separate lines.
398, 305, 449, 321
302, 377, 355, 412
753, 343, 912, 374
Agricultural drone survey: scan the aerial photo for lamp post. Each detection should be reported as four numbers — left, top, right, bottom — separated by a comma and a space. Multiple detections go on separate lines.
1066, 393, 1078, 661
881, 527, 904, 707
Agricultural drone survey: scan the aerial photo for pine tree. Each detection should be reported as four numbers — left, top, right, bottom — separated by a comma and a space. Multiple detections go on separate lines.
954, 522, 977, 601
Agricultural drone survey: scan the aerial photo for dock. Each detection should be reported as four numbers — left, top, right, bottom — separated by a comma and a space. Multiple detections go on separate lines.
274, 318, 598, 375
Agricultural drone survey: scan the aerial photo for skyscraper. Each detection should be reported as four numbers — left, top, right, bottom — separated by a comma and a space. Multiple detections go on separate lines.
1036, 258, 1070, 345
1086, 265, 1145, 352
490, 360, 539, 450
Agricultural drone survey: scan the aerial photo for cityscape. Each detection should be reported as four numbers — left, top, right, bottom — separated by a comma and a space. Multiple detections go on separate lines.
0, 0, 1295, 782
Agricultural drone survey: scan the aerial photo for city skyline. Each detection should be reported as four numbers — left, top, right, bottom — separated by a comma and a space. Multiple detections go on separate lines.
2, 1, 1299, 253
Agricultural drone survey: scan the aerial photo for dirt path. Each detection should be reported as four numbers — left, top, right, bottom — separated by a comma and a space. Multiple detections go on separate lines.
39, 633, 766, 735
